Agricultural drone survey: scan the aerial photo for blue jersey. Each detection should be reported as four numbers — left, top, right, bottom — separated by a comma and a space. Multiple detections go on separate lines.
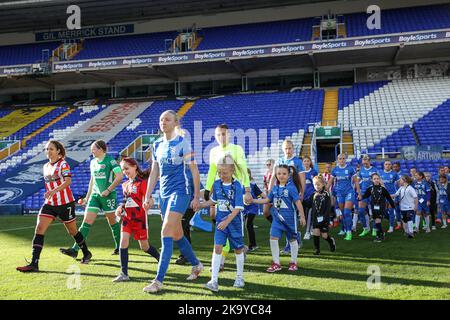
437, 183, 449, 205
358, 166, 379, 193
186, 169, 204, 201
211, 179, 244, 237
380, 170, 399, 194
414, 180, 431, 202
268, 183, 300, 225
303, 168, 318, 199
276, 156, 304, 183
243, 182, 263, 215
331, 165, 356, 195
152, 135, 192, 198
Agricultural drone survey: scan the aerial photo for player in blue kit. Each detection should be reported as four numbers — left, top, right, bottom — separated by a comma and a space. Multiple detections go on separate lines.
264, 139, 306, 254
380, 160, 401, 233
253, 164, 306, 272
268, 139, 305, 253
355, 155, 379, 237
326, 154, 358, 241
301, 156, 318, 240
142, 110, 203, 294
380, 161, 400, 233
269, 140, 306, 193
176, 168, 206, 265
413, 172, 431, 233
436, 175, 449, 229
200, 154, 246, 292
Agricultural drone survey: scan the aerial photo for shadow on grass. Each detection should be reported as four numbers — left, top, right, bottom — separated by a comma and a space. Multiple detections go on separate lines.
146, 276, 380, 300
24, 264, 379, 299
242, 262, 450, 289
303, 253, 450, 269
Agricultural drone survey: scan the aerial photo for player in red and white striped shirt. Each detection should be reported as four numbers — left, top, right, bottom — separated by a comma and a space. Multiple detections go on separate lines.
43, 156, 75, 207
17, 140, 92, 273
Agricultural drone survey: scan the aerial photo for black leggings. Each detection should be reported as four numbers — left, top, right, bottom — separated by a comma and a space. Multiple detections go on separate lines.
245, 214, 257, 248
182, 208, 196, 243
302, 199, 312, 234
429, 203, 437, 227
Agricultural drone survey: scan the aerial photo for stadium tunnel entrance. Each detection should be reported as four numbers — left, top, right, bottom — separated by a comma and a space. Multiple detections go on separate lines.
316, 139, 339, 163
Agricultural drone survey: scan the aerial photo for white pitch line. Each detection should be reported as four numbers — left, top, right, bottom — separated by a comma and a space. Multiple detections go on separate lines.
0, 223, 63, 233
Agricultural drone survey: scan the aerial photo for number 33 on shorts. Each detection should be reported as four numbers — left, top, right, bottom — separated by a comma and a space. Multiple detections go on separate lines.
87, 193, 117, 213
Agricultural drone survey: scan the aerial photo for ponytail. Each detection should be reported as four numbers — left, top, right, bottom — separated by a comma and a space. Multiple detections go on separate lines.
290, 165, 301, 194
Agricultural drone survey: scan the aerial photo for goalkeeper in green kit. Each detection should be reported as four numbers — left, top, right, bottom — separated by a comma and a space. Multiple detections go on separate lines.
60, 140, 124, 259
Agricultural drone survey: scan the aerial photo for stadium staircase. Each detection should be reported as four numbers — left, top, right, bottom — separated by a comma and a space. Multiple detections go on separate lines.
321, 89, 338, 126
337, 24, 347, 38
21, 108, 76, 148
0, 105, 104, 177
342, 132, 354, 156
177, 101, 195, 118
300, 133, 312, 158
410, 126, 421, 145
312, 26, 321, 41
191, 36, 203, 50
52, 41, 83, 61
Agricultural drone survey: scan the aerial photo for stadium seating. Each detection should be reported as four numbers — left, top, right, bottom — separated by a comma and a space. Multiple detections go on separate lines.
346, 4, 450, 37
371, 159, 450, 176
338, 77, 450, 154
366, 125, 416, 154
24, 100, 183, 209
367, 98, 450, 154
338, 81, 389, 110
196, 18, 314, 50
1, 4, 449, 67
181, 91, 324, 185
21, 92, 323, 209
0, 105, 105, 177
73, 31, 176, 60
0, 42, 59, 66
0, 108, 13, 118
413, 99, 450, 149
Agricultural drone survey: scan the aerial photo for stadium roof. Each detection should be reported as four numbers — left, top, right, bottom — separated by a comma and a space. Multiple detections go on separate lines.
0, 0, 336, 34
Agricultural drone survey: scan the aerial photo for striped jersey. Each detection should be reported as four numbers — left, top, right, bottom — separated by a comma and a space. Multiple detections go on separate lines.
43, 159, 75, 206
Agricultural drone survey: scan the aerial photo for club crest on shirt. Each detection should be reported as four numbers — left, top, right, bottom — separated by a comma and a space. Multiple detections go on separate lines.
44, 173, 59, 183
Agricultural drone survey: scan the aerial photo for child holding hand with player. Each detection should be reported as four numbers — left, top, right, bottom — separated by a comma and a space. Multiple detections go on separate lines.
112, 157, 160, 282
252, 164, 306, 273
200, 154, 246, 292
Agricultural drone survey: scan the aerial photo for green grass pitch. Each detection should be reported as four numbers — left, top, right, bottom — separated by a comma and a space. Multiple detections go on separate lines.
0, 215, 449, 300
